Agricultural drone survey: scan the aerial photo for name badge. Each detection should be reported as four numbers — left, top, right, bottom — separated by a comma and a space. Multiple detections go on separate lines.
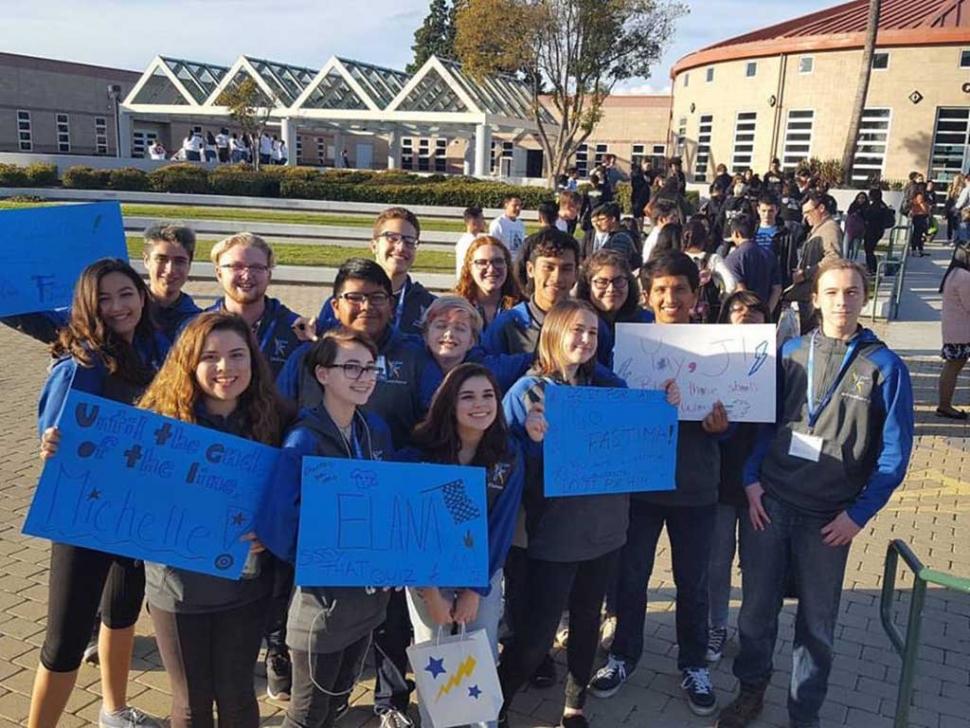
790, 431, 823, 462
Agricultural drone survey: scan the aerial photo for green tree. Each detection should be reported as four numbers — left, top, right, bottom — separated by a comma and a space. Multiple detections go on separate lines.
407, 0, 459, 73
216, 78, 276, 170
456, 0, 685, 181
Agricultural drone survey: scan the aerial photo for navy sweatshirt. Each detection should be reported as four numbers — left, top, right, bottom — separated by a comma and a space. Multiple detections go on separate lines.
744, 328, 914, 526
314, 275, 436, 338
415, 346, 534, 412
202, 296, 303, 378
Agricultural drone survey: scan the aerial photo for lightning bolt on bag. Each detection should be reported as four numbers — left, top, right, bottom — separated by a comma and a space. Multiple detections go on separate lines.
407, 626, 503, 728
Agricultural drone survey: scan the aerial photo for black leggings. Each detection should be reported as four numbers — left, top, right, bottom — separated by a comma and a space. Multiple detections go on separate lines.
264, 557, 294, 654
498, 549, 620, 711
284, 635, 371, 728
910, 215, 929, 253
41, 543, 145, 672
151, 597, 270, 728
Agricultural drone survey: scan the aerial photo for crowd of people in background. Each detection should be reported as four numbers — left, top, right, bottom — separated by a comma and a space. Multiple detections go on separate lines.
14, 148, 966, 728
148, 129, 289, 166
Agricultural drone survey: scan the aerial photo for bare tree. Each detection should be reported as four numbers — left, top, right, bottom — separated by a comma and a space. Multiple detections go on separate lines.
217, 78, 276, 171
841, 0, 881, 186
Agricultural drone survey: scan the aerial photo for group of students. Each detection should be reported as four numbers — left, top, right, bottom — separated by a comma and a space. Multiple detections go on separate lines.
153, 129, 289, 165
8, 195, 914, 728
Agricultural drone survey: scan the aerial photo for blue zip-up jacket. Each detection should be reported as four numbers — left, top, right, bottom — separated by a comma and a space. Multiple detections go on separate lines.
153, 293, 202, 343
480, 301, 542, 356
743, 327, 914, 526
275, 326, 425, 449
503, 368, 629, 563
397, 437, 524, 596
314, 275, 436, 338
255, 405, 393, 654
203, 296, 302, 378
596, 307, 655, 370
415, 346, 534, 412
38, 330, 170, 434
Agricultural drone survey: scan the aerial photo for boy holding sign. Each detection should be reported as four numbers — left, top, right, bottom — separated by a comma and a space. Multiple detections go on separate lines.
717, 260, 913, 728
591, 252, 730, 717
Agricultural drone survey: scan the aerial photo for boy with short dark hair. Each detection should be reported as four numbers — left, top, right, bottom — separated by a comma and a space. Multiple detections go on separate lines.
455, 205, 486, 277
489, 195, 527, 256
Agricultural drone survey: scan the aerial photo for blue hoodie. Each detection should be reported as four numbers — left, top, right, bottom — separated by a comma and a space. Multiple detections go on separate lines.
153, 292, 201, 342
743, 327, 914, 527
314, 275, 436, 338
397, 437, 525, 596
415, 346, 534, 411
203, 296, 302, 378
595, 307, 655, 370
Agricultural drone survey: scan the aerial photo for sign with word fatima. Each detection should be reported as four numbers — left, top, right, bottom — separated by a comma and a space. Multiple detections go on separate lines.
613, 323, 777, 423
0, 202, 128, 316
295, 458, 489, 588
543, 386, 677, 497
23, 392, 280, 579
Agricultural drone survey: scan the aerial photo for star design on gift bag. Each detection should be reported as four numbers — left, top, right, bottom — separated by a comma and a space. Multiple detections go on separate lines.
468, 685, 482, 699
424, 656, 446, 679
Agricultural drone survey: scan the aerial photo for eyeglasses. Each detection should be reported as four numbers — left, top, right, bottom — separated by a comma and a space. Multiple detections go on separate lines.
324, 363, 381, 380
219, 263, 270, 275
337, 291, 391, 307
472, 257, 507, 270
591, 276, 629, 292
377, 231, 420, 249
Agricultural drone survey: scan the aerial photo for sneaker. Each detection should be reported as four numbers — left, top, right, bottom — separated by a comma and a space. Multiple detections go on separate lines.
560, 713, 589, 728
266, 651, 292, 701
706, 626, 728, 663
588, 654, 633, 699
681, 667, 717, 716
529, 653, 557, 688
599, 616, 617, 652
99, 706, 164, 728
377, 708, 413, 728
332, 696, 349, 721
715, 683, 766, 728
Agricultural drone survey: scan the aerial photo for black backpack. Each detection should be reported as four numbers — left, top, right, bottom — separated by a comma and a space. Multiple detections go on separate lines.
690, 253, 724, 323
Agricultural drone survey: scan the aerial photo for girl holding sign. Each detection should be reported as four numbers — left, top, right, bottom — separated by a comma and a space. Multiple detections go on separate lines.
137, 311, 287, 728
33, 259, 168, 728
256, 329, 395, 728
402, 363, 525, 728
497, 300, 678, 728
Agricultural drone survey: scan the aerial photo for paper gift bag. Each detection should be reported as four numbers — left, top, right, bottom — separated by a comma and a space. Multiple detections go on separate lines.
407, 626, 503, 728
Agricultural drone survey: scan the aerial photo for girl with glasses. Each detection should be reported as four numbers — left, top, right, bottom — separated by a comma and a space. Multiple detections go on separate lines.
257, 328, 394, 728
455, 235, 522, 330
401, 364, 525, 728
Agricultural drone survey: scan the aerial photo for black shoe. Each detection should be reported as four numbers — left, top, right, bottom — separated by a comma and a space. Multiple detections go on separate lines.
529, 653, 557, 688
681, 667, 717, 716
560, 714, 589, 728
715, 682, 766, 728
332, 696, 349, 722
266, 651, 292, 701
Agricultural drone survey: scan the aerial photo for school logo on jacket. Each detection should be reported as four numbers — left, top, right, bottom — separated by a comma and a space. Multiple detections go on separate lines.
375, 355, 404, 382
841, 372, 871, 404
273, 337, 290, 360
488, 462, 510, 492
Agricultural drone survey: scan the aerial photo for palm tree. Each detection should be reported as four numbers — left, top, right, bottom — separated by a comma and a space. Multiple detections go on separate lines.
842, 0, 881, 186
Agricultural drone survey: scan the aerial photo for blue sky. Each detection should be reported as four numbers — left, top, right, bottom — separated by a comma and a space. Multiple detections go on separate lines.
0, 0, 837, 93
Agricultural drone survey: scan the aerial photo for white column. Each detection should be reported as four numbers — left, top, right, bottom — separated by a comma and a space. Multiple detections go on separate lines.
462, 137, 473, 175
117, 110, 132, 158
473, 123, 491, 177
281, 117, 297, 167
333, 131, 344, 167
387, 127, 399, 170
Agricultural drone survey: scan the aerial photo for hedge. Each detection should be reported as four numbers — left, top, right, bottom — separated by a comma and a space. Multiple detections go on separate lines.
24, 162, 58, 186
0, 164, 28, 186
63, 166, 111, 189
279, 179, 554, 208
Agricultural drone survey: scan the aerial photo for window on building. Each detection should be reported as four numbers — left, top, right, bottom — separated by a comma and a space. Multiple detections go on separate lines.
694, 115, 713, 182
295, 135, 303, 162
782, 110, 814, 169
706, 67, 714, 83
575, 143, 589, 176
593, 143, 609, 167
872, 52, 889, 70
960, 50, 970, 68
652, 144, 665, 155
401, 138, 414, 170
316, 137, 326, 165
746, 62, 757, 78
17, 110, 32, 152
676, 118, 687, 152
491, 140, 514, 174
631, 143, 646, 167
94, 117, 108, 155
798, 56, 814, 74
192, 125, 203, 134
435, 138, 448, 173
852, 108, 892, 186
131, 130, 157, 159
56, 113, 71, 153
931, 108, 970, 185
683, 73, 689, 88
732, 112, 757, 172
418, 138, 431, 172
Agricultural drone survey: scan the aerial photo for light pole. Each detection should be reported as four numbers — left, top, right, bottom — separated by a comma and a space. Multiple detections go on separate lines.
107, 84, 122, 158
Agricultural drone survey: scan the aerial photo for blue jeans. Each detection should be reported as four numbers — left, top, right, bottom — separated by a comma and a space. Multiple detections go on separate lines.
406, 571, 503, 728
733, 495, 850, 726
708, 503, 747, 629
611, 501, 716, 670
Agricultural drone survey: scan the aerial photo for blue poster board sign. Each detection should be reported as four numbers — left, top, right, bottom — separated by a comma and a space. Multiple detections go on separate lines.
543, 386, 678, 497
0, 202, 128, 316
296, 458, 489, 588
23, 391, 280, 579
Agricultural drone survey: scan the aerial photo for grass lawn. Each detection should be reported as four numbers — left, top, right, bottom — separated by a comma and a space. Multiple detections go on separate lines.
125, 237, 456, 274
0, 201, 544, 235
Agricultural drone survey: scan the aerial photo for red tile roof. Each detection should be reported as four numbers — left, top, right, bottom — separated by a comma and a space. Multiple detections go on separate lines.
672, 0, 970, 77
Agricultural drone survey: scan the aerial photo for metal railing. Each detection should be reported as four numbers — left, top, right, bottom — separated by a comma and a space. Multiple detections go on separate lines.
879, 539, 970, 727
871, 224, 912, 321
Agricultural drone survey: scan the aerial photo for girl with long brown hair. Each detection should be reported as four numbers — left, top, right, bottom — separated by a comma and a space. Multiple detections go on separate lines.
138, 311, 287, 728
497, 300, 678, 728
402, 364, 525, 728
33, 259, 169, 728
454, 235, 521, 329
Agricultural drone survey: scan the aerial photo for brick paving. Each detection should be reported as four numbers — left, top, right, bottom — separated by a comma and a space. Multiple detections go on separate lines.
0, 265, 967, 727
